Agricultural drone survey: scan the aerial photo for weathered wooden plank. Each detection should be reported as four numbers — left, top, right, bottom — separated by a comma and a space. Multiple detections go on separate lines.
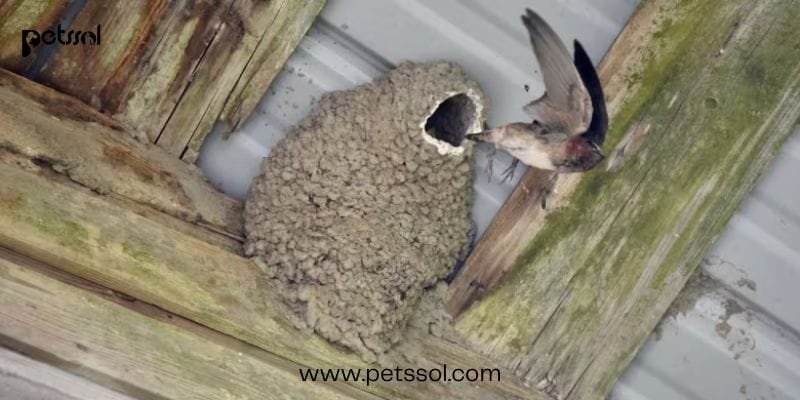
446, 0, 657, 318
450, 0, 800, 398
38, 0, 235, 142
0, 0, 71, 72
0, 162, 543, 400
213, 0, 324, 138
0, 346, 137, 400
36, 0, 177, 119
160, 0, 326, 162
5, 0, 324, 160
447, 170, 558, 316
0, 248, 378, 400
0, 68, 243, 241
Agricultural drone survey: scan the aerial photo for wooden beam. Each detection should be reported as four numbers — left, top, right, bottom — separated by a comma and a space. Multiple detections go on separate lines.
449, 0, 800, 398
0, 68, 243, 242
172, 0, 327, 162
0, 248, 377, 400
0, 347, 136, 400
0, 0, 71, 72
447, 170, 557, 316
0, 158, 542, 399
0, 0, 324, 161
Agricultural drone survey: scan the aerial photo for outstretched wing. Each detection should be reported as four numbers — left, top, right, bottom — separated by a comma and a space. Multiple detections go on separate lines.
521, 9, 592, 135
573, 40, 609, 146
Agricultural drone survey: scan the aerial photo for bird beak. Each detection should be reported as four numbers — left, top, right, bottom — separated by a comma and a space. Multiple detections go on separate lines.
466, 131, 487, 142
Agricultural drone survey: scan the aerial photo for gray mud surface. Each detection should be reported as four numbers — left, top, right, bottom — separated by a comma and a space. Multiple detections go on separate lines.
244, 62, 486, 361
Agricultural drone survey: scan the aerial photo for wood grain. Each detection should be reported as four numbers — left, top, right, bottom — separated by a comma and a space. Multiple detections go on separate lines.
0, 161, 543, 400
447, 170, 557, 315
0, 248, 378, 400
0, 0, 71, 72
0, 68, 243, 241
163, 0, 327, 162
0, 0, 324, 160
450, 0, 800, 398
0, 347, 135, 400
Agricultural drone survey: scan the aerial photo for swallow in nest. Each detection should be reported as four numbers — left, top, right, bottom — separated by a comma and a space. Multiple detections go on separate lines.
469, 9, 609, 183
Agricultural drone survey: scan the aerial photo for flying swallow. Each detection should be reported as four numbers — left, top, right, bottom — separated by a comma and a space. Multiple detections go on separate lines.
469, 9, 609, 181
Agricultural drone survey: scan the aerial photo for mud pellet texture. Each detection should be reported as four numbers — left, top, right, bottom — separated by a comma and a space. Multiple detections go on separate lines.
244, 62, 486, 361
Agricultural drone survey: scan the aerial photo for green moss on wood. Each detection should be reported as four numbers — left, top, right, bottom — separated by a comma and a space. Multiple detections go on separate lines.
7, 191, 92, 253
0, 0, 57, 43
28, 207, 90, 253
122, 240, 156, 265
457, 0, 800, 397
1, 186, 91, 254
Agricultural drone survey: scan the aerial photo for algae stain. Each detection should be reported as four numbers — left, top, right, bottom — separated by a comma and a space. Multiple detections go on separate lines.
26, 203, 91, 253
2, 192, 91, 253
122, 240, 156, 265
0, 0, 53, 42
652, 17, 674, 40
512, 0, 732, 270
461, 0, 740, 335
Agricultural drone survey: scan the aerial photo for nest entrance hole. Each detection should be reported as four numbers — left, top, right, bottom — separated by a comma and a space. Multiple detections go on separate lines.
424, 93, 477, 147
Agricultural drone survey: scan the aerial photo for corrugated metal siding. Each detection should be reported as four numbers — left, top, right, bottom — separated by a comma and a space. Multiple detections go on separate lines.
612, 130, 800, 400
197, 1, 800, 399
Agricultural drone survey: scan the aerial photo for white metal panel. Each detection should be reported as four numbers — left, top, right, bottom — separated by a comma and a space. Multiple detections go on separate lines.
197, 1, 800, 399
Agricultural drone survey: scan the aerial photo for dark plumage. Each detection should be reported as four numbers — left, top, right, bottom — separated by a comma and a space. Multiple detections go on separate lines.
572, 40, 608, 147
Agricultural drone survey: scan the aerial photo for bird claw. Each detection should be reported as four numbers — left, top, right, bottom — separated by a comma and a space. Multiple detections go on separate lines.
486, 148, 497, 183
501, 159, 520, 183
541, 187, 550, 209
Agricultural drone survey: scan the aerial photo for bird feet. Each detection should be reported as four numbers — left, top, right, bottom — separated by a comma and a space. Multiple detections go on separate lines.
501, 159, 520, 183
486, 150, 521, 184
485, 148, 497, 182
540, 187, 550, 209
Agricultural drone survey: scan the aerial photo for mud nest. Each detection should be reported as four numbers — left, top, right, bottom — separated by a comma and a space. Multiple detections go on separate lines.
244, 62, 486, 361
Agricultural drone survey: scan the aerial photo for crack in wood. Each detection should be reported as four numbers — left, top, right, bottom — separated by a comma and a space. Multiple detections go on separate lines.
154, 6, 230, 145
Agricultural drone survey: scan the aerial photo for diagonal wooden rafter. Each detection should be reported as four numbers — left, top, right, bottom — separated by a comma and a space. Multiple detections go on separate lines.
448, 0, 800, 398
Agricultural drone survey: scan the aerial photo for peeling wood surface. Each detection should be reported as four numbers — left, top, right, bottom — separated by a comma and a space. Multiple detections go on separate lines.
167, 0, 327, 162
0, 0, 324, 161
0, 0, 71, 72
0, 248, 377, 400
0, 68, 243, 242
450, 0, 800, 398
0, 160, 542, 400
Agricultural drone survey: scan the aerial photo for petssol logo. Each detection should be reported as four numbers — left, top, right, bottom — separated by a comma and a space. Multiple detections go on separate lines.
21, 24, 101, 57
